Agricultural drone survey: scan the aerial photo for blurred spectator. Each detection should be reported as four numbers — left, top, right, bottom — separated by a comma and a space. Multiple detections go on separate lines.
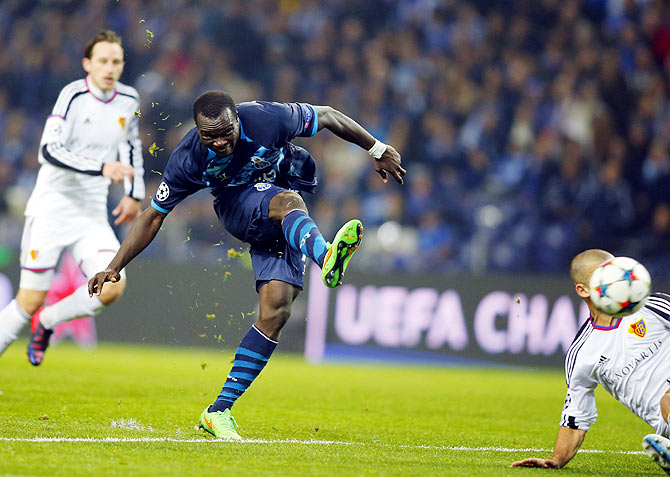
415, 210, 456, 270
2, 0, 670, 275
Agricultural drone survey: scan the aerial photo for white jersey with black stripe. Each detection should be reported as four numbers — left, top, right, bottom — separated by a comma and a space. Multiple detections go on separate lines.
560, 292, 670, 435
24, 76, 144, 218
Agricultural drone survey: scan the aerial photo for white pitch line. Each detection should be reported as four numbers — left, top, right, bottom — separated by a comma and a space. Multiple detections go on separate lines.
0, 437, 646, 454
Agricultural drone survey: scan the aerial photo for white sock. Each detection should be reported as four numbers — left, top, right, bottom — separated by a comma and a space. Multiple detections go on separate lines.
0, 299, 31, 356
40, 284, 104, 330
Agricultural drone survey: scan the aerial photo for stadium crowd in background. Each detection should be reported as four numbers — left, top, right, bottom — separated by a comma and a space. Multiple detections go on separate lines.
2, 0, 670, 276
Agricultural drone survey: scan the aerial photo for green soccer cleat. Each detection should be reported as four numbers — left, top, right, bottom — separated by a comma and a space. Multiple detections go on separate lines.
321, 219, 363, 288
199, 407, 242, 440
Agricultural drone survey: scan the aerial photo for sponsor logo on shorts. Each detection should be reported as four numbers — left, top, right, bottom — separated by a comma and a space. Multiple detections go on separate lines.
254, 183, 271, 192
155, 181, 170, 201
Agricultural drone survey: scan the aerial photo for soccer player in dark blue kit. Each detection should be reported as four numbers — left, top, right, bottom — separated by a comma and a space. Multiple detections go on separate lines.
88, 91, 405, 439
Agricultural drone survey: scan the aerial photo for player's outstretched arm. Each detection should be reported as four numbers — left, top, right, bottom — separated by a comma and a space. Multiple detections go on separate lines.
314, 105, 406, 184
511, 426, 585, 469
88, 206, 166, 296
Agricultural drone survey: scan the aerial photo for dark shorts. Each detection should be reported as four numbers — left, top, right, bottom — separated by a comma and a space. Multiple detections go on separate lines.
213, 183, 306, 292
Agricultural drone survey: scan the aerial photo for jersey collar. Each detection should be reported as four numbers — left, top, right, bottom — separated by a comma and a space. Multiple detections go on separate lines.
207, 148, 232, 161
85, 76, 117, 103
589, 315, 623, 330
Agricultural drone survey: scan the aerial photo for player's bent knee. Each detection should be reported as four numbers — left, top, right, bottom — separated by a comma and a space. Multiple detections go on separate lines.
97, 279, 126, 305
15, 289, 48, 316
269, 191, 307, 222
257, 306, 291, 336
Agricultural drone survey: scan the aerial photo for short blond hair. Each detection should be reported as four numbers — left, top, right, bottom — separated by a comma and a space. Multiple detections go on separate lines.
570, 249, 614, 286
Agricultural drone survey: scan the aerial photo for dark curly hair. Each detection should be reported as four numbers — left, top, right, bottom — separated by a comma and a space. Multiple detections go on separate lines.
193, 90, 237, 123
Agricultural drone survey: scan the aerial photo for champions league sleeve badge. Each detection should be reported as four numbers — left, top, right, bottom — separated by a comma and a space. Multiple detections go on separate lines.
155, 181, 170, 201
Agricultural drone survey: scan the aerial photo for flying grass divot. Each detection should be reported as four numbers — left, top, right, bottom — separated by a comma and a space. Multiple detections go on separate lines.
110, 419, 153, 431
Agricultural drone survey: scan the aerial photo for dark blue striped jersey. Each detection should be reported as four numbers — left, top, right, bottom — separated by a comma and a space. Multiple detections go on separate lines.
151, 101, 318, 214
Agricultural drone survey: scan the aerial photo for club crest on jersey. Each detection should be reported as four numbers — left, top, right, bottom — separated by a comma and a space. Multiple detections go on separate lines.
250, 146, 272, 169
155, 181, 170, 201
251, 156, 272, 170
118, 116, 126, 130
629, 318, 646, 338
254, 183, 271, 191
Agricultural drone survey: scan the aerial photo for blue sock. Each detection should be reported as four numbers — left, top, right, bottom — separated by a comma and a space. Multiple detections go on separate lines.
210, 325, 278, 412
281, 209, 328, 267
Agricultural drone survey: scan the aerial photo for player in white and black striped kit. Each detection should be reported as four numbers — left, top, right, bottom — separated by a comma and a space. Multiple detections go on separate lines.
0, 30, 144, 365
513, 249, 670, 473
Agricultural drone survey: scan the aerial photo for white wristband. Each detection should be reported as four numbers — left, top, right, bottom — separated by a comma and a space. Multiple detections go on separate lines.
368, 139, 387, 159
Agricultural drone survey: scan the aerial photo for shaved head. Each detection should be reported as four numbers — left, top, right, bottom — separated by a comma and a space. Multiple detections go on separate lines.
570, 249, 614, 286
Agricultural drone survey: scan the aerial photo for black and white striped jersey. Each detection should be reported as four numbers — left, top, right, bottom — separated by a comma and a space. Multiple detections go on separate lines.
25, 76, 144, 218
560, 292, 670, 435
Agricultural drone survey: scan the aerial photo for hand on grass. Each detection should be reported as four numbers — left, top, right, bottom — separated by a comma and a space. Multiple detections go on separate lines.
511, 458, 559, 468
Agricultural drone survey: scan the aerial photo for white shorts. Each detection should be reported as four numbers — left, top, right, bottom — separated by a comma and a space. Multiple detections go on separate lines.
19, 215, 126, 290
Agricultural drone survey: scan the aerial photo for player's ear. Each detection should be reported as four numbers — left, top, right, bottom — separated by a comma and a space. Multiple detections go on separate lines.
82, 57, 91, 73
575, 283, 590, 299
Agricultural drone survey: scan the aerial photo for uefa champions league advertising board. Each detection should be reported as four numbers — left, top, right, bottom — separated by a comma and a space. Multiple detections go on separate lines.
304, 264, 593, 367
2, 258, 656, 367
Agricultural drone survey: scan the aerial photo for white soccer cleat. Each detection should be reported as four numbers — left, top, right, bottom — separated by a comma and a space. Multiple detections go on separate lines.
642, 434, 670, 474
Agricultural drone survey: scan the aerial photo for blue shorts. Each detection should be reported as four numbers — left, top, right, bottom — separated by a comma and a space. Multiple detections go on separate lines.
213, 183, 306, 292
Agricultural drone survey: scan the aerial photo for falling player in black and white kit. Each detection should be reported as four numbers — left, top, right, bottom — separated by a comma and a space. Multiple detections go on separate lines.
512, 249, 670, 472
0, 31, 144, 365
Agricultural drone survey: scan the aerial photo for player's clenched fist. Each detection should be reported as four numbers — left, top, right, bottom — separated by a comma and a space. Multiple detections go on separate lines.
88, 269, 120, 297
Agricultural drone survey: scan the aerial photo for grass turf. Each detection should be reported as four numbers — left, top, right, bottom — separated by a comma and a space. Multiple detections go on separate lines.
0, 341, 662, 476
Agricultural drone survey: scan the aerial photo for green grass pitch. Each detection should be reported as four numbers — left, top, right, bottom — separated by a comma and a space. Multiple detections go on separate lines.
0, 341, 662, 476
